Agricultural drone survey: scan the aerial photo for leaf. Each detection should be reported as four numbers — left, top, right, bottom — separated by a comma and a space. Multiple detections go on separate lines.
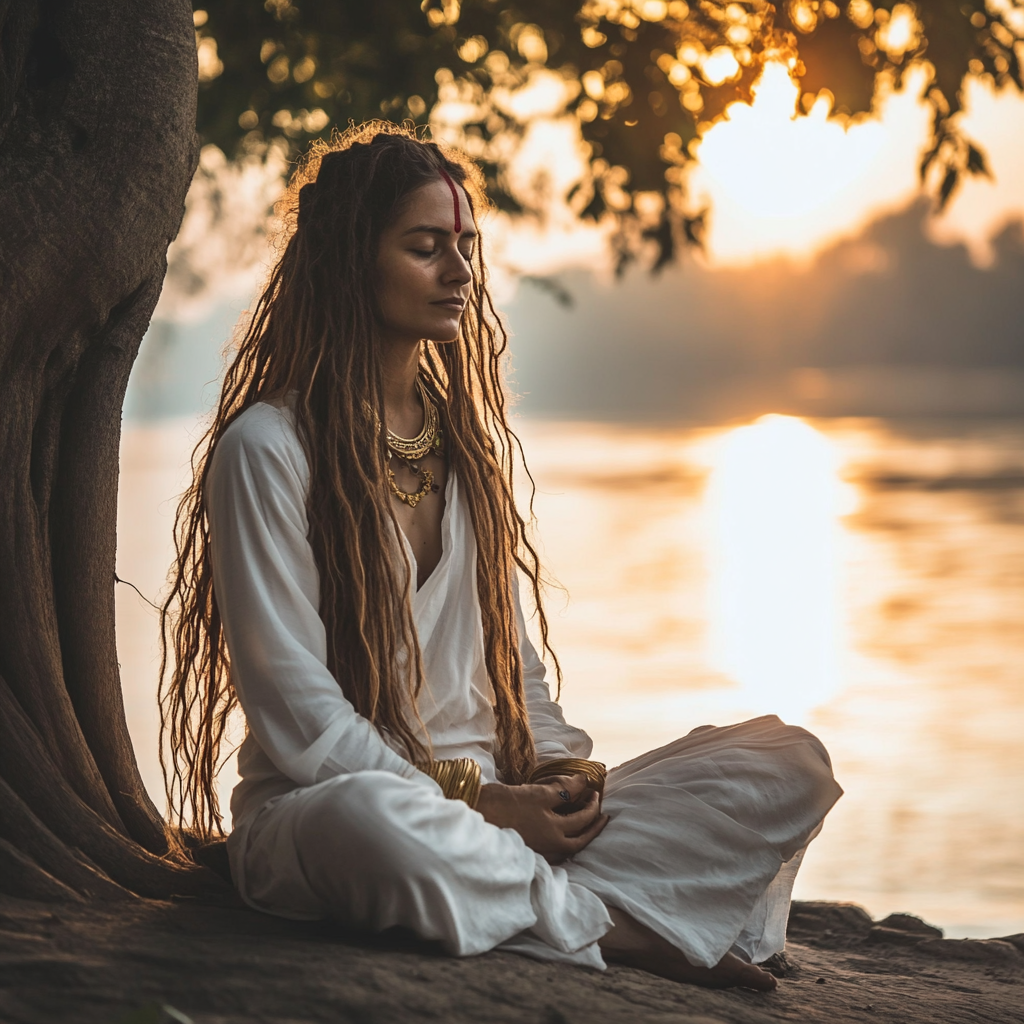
520, 275, 575, 308
683, 210, 706, 247
645, 213, 676, 273
938, 166, 959, 209
966, 143, 990, 178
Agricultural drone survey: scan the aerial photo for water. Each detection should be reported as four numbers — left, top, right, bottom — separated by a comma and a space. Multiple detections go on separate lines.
116, 414, 1024, 938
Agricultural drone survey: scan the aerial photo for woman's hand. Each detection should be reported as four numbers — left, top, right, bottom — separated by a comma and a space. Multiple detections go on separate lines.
475, 773, 609, 864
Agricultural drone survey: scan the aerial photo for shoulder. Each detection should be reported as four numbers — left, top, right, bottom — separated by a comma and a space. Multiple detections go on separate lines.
209, 401, 308, 492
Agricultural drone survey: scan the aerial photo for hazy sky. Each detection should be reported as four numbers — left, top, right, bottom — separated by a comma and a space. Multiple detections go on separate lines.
503, 201, 1024, 422
488, 63, 1024, 280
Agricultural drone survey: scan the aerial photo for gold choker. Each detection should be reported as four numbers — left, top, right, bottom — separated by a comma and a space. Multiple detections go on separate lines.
386, 378, 444, 462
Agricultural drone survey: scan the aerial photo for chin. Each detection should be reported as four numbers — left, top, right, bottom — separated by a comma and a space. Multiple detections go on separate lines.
424, 319, 463, 344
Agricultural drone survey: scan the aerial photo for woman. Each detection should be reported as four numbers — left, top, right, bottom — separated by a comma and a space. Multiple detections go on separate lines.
162, 122, 841, 991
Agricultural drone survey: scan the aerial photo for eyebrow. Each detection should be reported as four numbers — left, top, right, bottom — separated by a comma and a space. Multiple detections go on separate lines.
402, 224, 478, 238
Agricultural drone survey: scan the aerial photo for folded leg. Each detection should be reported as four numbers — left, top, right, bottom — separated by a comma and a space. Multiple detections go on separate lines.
228, 770, 611, 960
565, 715, 842, 968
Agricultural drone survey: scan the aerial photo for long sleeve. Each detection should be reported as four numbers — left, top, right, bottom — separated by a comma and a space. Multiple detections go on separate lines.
514, 579, 594, 762
207, 404, 421, 788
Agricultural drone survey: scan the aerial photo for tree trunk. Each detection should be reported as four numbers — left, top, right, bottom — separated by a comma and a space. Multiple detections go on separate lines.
0, 0, 226, 900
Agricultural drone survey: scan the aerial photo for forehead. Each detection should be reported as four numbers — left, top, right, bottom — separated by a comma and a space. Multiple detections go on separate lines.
393, 178, 475, 232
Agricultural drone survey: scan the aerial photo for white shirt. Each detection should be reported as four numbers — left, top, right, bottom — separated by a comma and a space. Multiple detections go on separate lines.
206, 400, 592, 828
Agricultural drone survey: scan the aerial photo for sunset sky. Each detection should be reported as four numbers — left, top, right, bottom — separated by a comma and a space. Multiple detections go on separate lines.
483, 59, 1024, 285
693, 63, 1024, 267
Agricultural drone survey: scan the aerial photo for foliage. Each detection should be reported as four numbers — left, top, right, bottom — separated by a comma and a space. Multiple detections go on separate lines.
195, 1, 1024, 264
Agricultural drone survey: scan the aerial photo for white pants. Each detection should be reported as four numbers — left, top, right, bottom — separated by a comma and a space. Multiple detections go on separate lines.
228, 715, 842, 969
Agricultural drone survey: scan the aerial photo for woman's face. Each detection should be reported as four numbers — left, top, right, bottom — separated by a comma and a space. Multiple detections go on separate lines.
376, 178, 476, 346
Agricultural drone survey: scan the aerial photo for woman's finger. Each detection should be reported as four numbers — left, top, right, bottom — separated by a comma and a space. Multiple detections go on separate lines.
540, 773, 590, 808
563, 813, 610, 854
554, 790, 601, 835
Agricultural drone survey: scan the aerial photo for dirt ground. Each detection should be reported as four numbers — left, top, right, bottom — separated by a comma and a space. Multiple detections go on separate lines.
0, 895, 1021, 1024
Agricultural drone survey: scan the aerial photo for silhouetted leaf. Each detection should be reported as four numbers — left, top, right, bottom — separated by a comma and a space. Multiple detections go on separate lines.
683, 210, 706, 248
521, 275, 574, 308
966, 144, 990, 178
938, 167, 959, 209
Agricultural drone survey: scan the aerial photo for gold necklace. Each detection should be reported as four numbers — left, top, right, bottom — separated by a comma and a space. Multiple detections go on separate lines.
386, 378, 444, 461
388, 465, 434, 508
386, 379, 444, 508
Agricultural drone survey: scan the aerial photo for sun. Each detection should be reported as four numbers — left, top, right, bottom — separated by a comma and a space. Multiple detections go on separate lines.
686, 61, 932, 266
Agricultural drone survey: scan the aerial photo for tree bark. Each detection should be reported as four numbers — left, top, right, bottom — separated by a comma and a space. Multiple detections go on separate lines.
0, 0, 226, 899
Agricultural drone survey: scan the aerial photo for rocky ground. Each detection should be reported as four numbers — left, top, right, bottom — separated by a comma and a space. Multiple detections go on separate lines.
0, 895, 1021, 1024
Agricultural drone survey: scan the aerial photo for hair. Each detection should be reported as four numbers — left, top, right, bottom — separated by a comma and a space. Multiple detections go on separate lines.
159, 121, 559, 839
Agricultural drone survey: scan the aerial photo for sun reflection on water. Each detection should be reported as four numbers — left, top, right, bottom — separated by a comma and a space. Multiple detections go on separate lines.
706, 415, 852, 722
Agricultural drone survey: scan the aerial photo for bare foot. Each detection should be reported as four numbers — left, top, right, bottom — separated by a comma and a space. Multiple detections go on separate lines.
599, 907, 778, 992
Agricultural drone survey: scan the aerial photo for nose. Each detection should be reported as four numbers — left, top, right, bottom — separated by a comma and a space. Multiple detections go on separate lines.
443, 248, 473, 287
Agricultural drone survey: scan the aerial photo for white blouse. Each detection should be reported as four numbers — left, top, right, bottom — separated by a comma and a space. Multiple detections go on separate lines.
206, 400, 592, 829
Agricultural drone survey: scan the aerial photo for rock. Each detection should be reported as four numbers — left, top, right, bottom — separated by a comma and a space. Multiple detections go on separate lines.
787, 901, 873, 944
759, 951, 796, 977
996, 933, 1024, 953
868, 925, 927, 947
865, 913, 945, 947
633, 1018, 730, 1024
4, 896, 1024, 1024
917, 938, 1023, 963
115, 1005, 194, 1024
875, 913, 943, 938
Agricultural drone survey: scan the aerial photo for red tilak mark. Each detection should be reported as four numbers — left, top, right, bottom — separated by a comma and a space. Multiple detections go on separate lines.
439, 170, 462, 233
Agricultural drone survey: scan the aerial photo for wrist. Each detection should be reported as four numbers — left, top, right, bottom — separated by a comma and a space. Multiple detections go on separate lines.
528, 758, 607, 795
476, 782, 513, 825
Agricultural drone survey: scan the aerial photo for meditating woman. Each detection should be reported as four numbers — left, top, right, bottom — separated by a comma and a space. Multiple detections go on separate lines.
162, 123, 841, 990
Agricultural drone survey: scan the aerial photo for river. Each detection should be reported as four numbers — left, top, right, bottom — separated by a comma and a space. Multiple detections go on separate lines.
116, 413, 1024, 938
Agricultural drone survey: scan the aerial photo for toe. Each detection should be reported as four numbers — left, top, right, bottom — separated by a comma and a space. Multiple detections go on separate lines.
745, 966, 778, 992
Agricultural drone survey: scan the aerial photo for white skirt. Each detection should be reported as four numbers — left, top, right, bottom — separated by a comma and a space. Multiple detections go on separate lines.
227, 715, 842, 969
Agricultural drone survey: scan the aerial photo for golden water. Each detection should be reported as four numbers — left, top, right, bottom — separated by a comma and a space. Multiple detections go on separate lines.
116, 414, 1024, 937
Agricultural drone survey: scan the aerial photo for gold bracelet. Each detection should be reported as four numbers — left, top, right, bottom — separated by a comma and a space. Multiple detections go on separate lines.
528, 758, 607, 796
427, 757, 482, 808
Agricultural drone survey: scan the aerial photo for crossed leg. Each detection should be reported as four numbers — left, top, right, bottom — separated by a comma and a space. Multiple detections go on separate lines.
599, 907, 777, 991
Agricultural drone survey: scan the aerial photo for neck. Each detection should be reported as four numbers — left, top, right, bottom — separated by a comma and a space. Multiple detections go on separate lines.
381, 336, 423, 437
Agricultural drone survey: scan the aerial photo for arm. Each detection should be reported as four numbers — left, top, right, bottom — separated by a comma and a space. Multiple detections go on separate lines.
206, 405, 422, 787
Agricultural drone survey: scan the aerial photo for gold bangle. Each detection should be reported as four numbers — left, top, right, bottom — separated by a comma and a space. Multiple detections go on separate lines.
528, 758, 607, 796
427, 757, 482, 809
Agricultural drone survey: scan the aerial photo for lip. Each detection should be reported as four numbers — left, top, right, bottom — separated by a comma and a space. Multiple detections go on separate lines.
432, 298, 466, 310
